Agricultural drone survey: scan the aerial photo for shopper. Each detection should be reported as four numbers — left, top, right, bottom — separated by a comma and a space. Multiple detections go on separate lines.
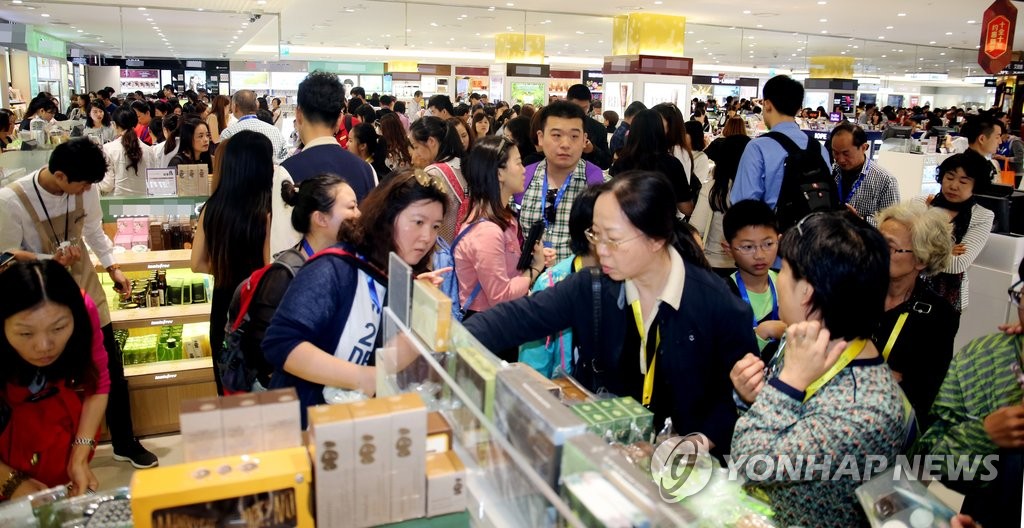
731, 211, 909, 527
472, 113, 494, 139
262, 168, 447, 424
609, 101, 646, 159
167, 117, 212, 172
693, 116, 751, 272
731, 75, 830, 208
918, 154, 995, 327
829, 122, 900, 225
207, 94, 231, 145
99, 107, 155, 197
874, 202, 956, 426
409, 116, 466, 242
20, 95, 56, 132
913, 256, 1024, 528
378, 112, 412, 174
392, 101, 410, 130
994, 124, 1024, 184
408, 90, 424, 120
683, 119, 711, 187
466, 171, 754, 453
0, 109, 15, 150
271, 97, 282, 128
564, 84, 612, 169
610, 109, 693, 214
0, 138, 156, 468
454, 136, 553, 316
218, 89, 288, 162
346, 123, 387, 184
0, 260, 109, 496
518, 186, 602, 378
130, 100, 154, 146
191, 131, 274, 395
151, 114, 180, 169
427, 95, 454, 120
960, 115, 1002, 182
83, 100, 116, 144
504, 115, 543, 166
515, 102, 607, 261
446, 117, 472, 153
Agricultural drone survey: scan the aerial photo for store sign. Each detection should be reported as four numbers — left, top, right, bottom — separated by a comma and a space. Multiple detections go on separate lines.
985, 78, 999, 87
978, 0, 1017, 74
905, 73, 949, 81
125, 59, 144, 67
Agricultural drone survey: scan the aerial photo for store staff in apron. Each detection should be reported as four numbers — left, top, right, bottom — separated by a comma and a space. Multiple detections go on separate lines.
0, 138, 158, 469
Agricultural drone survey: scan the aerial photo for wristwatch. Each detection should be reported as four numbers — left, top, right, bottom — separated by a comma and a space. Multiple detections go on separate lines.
0, 469, 28, 499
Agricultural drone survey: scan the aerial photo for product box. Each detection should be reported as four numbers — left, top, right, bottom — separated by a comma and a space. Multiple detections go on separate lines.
259, 388, 302, 451
307, 404, 355, 528
551, 375, 592, 404
131, 216, 149, 236
179, 396, 224, 462
427, 411, 452, 454
411, 279, 452, 352
113, 234, 133, 250
349, 398, 392, 527
220, 393, 264, 456
453, 341, 498, 420
425, 451, 467, 518
494, 367, 587, 490
505, 362, 560, 398
385, 393, 427, 522
130, 234, 149, 249
116, 217, 132, 237
130, 447, 313, 528
613, 396, 655, 443
562, 471, 651, 528
571, 401, 633, 444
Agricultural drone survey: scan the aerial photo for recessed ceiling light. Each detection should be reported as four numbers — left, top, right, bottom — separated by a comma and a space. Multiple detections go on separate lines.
756, 24, 763, 27
821, 30, 828, 33
237, 30, 243, 33
940, 52, 946, 55
886, 25, 893, 29
654, 0, 662, 3
11, 0, 22, 4
929, 40, 936, 44
99, 40, 104, 43
878, 36, 884, 39
138, 7, 146, 10
945, 31, 953, 35
430, 22, 438, 26
506, 2, 514, 5
817, 0, 826, 4
40, 13, 50, 17
881, 54, 886, 58
575, 30, 584, 34
819, 18, 827, 22
256, 0, 266, 4
897, 12, 906, 16
967, 20, 975, 24
742, 10, 751, 14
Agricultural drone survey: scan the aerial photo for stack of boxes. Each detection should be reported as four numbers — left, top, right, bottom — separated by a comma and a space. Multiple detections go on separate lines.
113, 217, 150, 250
569, 397, 655, 444
178, 388, 303, 463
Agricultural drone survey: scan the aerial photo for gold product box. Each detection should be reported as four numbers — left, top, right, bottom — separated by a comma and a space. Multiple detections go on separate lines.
425, 451, 467, 518
130, 447, 313, 528
411, 279, 452, 353
260, 388, 303, 451
349, 398, 392, 527
221, 393, 265, 457
426, 411, 453, 455
179, 396, 224, 463
384, 393, 427, 522
307, 404, 355, 528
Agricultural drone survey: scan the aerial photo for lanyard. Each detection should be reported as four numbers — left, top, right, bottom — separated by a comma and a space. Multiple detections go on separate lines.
803, 338, 868, 402
835, 158, 869, 205
733, 272, 778, 328
630, 299, 661, 406
540, 167, 573, 230
300, 239, 315, 257
31, 176, 69, 247
238, 114, 259, 122
366, 274, 381, 314
882, 312, 909, 361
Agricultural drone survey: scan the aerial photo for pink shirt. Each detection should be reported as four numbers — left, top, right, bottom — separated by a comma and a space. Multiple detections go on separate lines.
453, 218, 529, 312
83, 293, 111, 395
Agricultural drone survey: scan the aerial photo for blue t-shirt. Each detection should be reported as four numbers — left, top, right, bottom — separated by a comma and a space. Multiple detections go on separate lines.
731, 121, 831, 208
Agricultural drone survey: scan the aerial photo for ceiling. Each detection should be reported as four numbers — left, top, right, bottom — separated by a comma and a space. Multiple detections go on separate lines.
0, 0, 1012, 81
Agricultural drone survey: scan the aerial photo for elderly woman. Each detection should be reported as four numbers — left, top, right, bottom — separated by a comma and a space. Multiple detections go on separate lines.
874, 202, 958, 428
730, 211, 910, 527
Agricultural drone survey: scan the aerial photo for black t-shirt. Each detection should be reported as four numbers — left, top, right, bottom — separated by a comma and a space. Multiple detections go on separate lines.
610, 153, 693, 204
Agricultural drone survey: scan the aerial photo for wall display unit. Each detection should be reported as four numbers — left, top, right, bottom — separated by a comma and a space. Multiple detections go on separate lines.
359, 74, 384, 94
229, 71, 270, 91
509, 81, 547, 106
120, 69, 161, 95
605, 74, 691, 118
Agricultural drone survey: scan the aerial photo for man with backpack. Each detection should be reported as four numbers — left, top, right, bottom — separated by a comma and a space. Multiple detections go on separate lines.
731, 75, 838, 231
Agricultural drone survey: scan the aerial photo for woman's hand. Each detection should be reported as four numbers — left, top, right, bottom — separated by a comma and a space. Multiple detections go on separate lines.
542, 247, 556, 268
530, 241, 547, 272
416, 267, 451, 288
66, 458, 98, 497
10, 477, 48, 499
951, 243, 967, 256
778, 321, 848, 392
730, 353, 765, 405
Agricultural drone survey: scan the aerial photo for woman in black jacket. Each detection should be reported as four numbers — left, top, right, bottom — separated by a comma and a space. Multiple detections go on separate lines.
464, 170, 755, 454
610, 110, 694, 215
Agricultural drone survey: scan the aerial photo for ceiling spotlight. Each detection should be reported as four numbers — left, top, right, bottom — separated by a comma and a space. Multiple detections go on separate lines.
886, 25, 893, 29
967, 20, 975, 24
742, 10, 751, 14
12, 0, 22, 4
944, 31, 953, 35
41, 13, 50, 17
897, 12, 906, 16
138, 7, 146, 10
819, 18, 827, 22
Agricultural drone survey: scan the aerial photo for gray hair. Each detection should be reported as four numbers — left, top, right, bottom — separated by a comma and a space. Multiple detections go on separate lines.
876, 201, 952, 276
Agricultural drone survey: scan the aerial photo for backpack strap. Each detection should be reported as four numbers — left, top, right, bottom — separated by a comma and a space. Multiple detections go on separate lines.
764, 131, 803, 156
231, 265, 273, 331
310, 246, 387, 284
451, 220, 485, 310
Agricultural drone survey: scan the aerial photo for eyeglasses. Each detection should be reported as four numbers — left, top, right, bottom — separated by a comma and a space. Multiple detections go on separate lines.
412, 169, 447, 194
890, 246, 914, 256
1009, 279, 1023, 306
584, 228, 643, 251
732, 239, 777, 256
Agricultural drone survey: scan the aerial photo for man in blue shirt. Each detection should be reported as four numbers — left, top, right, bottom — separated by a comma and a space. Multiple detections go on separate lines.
731, 75, 830, 208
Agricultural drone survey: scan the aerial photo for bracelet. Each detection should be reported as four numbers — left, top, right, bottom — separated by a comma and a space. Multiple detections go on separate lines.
71, 437, 96, 450
105, 264, 121, 273
1, 469, 28, 499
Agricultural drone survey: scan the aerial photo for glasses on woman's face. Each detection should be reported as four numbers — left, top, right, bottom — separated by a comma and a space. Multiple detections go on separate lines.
733, 239, 777, 256
584, 228, 643, 251
1009, 279, 1023, 306
889, 246, 914, 256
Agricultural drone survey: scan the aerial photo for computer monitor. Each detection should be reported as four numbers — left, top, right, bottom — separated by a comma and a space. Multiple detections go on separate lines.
883, 126, 913, 140
929, 126, 951, 139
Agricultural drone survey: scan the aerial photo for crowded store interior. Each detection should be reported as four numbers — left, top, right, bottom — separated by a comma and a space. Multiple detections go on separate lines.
0, 0, 1021, 527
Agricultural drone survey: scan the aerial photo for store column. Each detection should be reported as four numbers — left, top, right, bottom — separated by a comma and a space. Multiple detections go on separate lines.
805, 56, 859, 118
603, 12, 692, 118
492, 33, 549, 104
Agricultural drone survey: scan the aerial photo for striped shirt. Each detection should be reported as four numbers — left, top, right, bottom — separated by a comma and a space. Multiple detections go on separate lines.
832, 158, 900, 226
914, 197, 995, 311
912, 333, 1024, 493
519, 160, 609, 261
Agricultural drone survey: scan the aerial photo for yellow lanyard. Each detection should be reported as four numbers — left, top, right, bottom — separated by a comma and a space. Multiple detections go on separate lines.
803, 338, 867, 403
882, 313, 909, 362
631, 299, 661, 406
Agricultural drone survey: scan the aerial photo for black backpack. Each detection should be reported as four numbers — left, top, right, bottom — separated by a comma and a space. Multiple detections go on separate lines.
765, 131, 840, 231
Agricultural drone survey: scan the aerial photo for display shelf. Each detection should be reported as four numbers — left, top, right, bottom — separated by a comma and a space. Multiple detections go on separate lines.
124, 356, 212, 378
92, 249, 193, 273
110, 303, 210, 330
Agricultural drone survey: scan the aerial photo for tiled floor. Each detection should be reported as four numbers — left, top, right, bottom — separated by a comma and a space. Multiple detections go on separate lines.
92, 435, 183, 491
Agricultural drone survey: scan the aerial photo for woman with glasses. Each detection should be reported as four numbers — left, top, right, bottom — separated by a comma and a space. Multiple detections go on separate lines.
918, 153, 995, 329
730, 211, 910, 527
263, 168, 447, 425
874, 202, 957, 428
453, 137, 554, 318
0, 260, 110, 498
464, 170, 755, 455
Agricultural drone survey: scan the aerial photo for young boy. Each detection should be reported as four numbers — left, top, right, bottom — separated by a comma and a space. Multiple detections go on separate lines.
722, 200, 785, 357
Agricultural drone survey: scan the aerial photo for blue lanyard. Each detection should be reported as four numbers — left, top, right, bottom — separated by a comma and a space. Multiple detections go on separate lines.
733, 272, 778, 328
238, 114, 259, 122
366, 274, 381, 314
835, 158, 869, 205
300, 239, 315, 257
540, 167, 573, 229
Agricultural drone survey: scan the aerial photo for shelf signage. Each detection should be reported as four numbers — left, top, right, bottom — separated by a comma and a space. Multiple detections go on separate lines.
979, 0, 1017, 74
151, 319, 174, 326
147, 263, 171, 270
146, 168, 178, 197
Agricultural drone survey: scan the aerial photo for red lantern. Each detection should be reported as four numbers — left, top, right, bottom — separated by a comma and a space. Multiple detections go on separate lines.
979, 0, 1018, 74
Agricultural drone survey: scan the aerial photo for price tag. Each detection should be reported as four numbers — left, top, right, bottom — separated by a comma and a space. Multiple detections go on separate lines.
146, 168, 178, 197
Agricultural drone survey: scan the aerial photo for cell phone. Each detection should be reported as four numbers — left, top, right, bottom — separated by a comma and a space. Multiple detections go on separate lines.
0, 252, 15, 274
517, 219, 546, 271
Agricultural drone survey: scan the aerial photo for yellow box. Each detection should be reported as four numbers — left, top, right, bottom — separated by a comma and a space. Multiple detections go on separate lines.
411, 279, 452, 352
130, 446, 313, 528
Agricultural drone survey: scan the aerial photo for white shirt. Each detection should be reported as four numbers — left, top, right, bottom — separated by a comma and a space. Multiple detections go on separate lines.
101, 136, 157, 196
0, 169, 117, 268
219, 114, 289, 163
150, 141, 180, 169
269, 165, 300, 257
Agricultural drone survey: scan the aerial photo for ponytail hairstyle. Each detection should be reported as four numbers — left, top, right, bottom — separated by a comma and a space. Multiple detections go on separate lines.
600, 170, 710, 270
112, 106, 143, 173
25, 94, 57, 120
409, 115, 465, 164
349, 123, 379, 160
280, 174, 350, 235
149, 117, 165, 143
162, 114, 181, 155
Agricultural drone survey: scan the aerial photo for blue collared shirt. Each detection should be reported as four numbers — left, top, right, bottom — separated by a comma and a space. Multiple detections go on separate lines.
730, 121, 830, 208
